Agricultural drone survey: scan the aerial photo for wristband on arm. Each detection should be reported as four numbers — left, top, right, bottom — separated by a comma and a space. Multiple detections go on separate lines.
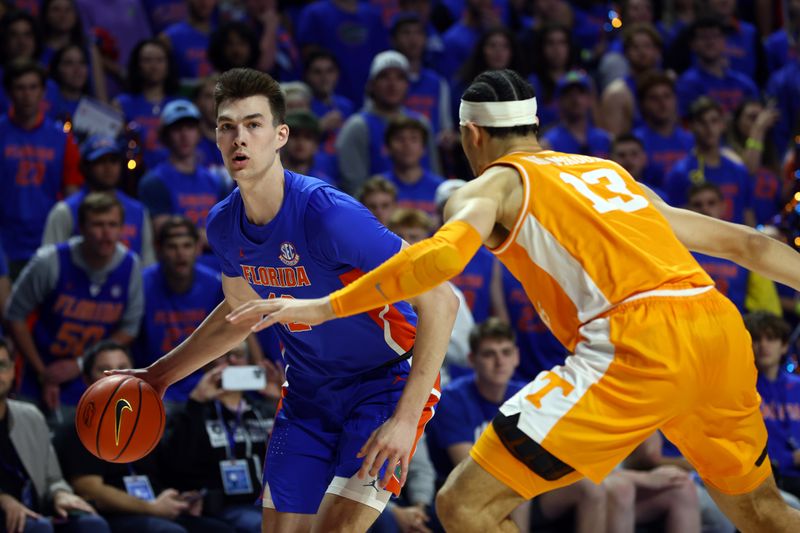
329, 221, 484, 318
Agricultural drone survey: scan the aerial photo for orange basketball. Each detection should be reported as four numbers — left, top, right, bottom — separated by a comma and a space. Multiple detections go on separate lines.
75, 374, 165, 463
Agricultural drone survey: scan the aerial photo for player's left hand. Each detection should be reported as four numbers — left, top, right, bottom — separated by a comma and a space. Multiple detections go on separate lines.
357, 416, 418, 489
226, 297, 335, 331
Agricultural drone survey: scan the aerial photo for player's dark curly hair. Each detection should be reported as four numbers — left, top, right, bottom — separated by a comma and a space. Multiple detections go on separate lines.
461, 69, 539, 139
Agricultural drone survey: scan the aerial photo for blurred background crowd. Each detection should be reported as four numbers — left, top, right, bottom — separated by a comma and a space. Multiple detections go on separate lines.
1, 0, 800, 532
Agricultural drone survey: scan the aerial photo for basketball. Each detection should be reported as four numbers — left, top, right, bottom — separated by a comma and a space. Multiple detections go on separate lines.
75, 374, 165, 463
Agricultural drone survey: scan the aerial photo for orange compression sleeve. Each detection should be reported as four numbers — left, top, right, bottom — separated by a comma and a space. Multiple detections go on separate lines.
329, 220, 484, 318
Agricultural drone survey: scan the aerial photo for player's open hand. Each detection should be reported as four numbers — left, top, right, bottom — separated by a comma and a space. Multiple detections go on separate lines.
356, 416, 418, 490
226, 297, 335, 331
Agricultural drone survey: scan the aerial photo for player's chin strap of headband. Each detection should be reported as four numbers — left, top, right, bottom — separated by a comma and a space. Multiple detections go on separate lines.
459, 97, 539, 127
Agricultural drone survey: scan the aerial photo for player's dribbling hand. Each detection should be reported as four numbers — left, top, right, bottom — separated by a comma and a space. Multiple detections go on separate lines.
356, 416, 418, 490
226, 297, 335, 331
104, 367, 168, 399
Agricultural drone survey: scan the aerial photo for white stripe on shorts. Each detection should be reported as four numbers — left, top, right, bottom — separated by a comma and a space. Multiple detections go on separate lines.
499, 317, 615, 443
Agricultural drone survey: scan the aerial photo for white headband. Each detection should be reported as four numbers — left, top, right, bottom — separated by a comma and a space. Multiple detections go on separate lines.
459, 97, 538, 127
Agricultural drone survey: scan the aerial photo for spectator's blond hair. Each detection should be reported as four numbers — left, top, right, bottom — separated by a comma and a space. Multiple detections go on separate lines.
358, 176, 398, 203
78, 192, 124, 227
387, 208, 434, 233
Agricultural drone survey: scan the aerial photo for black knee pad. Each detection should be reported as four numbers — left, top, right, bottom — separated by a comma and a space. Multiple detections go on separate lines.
492, 412, 575, 481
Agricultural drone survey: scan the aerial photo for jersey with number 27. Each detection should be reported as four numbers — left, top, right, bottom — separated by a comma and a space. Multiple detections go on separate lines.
206, 171, 417, 379
487, 151, 713, 352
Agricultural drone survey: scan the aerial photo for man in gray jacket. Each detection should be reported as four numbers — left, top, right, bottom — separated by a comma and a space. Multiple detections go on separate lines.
0, 337, 109, 533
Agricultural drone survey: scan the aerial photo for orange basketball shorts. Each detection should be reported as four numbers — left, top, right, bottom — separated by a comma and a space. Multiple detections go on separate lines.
471, 287, 771, 497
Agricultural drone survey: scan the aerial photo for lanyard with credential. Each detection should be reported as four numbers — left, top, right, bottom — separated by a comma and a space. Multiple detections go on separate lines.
214, 400, 251, 459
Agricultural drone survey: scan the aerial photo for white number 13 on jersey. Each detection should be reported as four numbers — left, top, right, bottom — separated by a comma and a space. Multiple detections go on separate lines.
559, 168, 649, 214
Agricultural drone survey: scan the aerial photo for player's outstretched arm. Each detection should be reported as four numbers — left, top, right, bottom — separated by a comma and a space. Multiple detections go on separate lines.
644, 186, 800, 292
357, 271, 459, 489
107, 275, 259, 396
227, 195, 499, 331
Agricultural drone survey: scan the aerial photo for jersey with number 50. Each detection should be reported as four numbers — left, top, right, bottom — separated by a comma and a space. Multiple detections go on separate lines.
487, 151, 713, 351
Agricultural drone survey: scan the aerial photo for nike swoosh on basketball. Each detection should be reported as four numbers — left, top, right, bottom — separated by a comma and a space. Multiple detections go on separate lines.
114, 398, 133, 446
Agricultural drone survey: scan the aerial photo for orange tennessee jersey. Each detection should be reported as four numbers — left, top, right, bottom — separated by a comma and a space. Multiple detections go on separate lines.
487, 151, 713, 350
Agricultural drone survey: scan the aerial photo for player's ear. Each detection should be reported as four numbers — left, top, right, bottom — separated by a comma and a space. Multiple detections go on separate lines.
462, 122, 483, 150
275, 123, 290, 150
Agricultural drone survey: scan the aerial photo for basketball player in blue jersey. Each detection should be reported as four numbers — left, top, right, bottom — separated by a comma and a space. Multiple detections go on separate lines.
112, 68, 458, 533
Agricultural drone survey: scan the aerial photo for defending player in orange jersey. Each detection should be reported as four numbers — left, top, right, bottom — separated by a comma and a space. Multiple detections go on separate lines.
226, 70, 800, 533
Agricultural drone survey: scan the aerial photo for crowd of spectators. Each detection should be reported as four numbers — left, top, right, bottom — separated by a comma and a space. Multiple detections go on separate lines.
1, 0, 800, 531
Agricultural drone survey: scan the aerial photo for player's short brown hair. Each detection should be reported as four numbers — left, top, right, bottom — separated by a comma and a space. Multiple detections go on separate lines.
358, 176, 398, 203
78, 192, 124, 228
215, 68, 285, 125
387, 208, 434, 233
384, 116, 429, 145
469, 318, 517, 353
744, 312, 791, 343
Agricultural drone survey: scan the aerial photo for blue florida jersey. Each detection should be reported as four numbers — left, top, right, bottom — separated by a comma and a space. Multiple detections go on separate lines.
32, 244, 135, 404
207, 171, 417, 378
138, 263, 222, 402
0, 115, 70, 262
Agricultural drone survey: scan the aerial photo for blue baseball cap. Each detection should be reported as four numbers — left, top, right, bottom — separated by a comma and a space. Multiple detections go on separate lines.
80, 135, 122, 162
555, 70, 592, 97
160, 99, 201, 128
